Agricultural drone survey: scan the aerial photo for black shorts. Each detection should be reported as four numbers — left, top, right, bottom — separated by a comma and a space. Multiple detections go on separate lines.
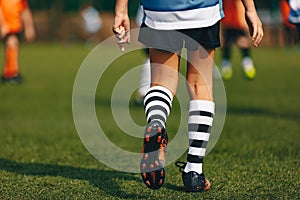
222, 28, 247, 43
3, 32, 21, 42
138, 22, 221, 52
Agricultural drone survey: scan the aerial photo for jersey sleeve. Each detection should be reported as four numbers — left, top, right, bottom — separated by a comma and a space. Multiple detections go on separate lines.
21, 0, 29, 11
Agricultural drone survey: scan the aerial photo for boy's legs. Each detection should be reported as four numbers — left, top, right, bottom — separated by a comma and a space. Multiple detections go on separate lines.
181, 48, 215, 192
187, 48, 214, 101
295, 24, 300, 49
2, 34, 21, 83
220, 28, 233, 80
149, 48, 180, 93
237, 34, 256, 80
141, 48, 179, 189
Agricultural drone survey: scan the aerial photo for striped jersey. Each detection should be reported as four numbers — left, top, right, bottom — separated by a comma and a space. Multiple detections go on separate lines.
140, 0, 224, 30
288, 0, 300, 24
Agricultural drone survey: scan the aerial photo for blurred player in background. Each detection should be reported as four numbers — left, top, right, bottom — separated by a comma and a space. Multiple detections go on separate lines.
288, 0, 300, 44
280, 0, 298, 49
0, 0, 35, 84
80, 3, 102, 46
135, 6, 151, 105
220, 0, 257, 80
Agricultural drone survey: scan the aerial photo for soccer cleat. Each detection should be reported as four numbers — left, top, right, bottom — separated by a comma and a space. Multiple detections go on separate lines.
220, 60, 233, 80
242, 57, 256, 80
140, 120, 168, 189
1, 74, 22, 85
175, 161, 211, 192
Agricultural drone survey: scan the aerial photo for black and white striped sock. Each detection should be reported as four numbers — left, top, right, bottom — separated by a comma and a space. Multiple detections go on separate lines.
144, 86, 173, 127
184, 100, 215, 174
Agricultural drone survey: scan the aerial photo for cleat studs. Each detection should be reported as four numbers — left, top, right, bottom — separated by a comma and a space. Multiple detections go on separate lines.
157, 136, 161, 143
145, 180, 151, 187
161, 139, 167, 146
157, 127, 162, 133
147, 126, 152, 133
144, 154, 148, 160
141, 163, 146, 170
154, 160, 159, 167
160, 170, 164, 177
141, 146, 145, 153
159, 179, 163, 186
150, 164, 154, 169
150, 172, 156, 183
142, 173, 147, 179
145, 135, 150, 142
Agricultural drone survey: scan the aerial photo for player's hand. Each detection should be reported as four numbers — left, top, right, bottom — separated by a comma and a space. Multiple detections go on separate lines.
245, 10, 263, 47
25, 27, 36, 43
112, 15, 130, 52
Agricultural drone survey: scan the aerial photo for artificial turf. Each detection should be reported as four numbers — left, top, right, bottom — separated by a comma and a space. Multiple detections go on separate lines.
0, 43, 299, 199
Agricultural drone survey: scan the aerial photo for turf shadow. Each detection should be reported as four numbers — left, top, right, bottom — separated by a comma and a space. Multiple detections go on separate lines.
163, 182, 184, 192
0, 158, 148, 199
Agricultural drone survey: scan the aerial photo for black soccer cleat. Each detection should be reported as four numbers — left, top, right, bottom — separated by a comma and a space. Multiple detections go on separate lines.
175, 161, 211, 192
1, 74, 23, 85
140, 120, 168, 189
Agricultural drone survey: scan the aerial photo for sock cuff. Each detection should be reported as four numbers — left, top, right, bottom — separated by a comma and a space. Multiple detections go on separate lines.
145, 86, 173, 102
184, 162, 203, 174
189, 100, 215, 114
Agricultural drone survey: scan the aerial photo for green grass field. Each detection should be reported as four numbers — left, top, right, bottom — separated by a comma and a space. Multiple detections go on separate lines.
0, 42, 299, 199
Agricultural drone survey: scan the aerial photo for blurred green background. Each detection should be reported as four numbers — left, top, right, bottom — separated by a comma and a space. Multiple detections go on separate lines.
27, 0, 292, 46
27, 0, 277, 13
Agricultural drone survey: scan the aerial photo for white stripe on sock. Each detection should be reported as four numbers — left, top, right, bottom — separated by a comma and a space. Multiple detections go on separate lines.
188, 115, 213, 126
188, 147, 206, 156
189, 132, 210, 141
189, 100, 215, 114
144, 101, 171, 116
146, 110, 167, 122
184, 162, 203, 174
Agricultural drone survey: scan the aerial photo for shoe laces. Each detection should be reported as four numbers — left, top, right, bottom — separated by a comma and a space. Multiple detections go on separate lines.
175, 161, 186, 173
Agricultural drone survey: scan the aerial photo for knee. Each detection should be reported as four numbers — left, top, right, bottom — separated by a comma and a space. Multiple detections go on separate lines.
236, 36, 250, 49
6, 35, 19, 47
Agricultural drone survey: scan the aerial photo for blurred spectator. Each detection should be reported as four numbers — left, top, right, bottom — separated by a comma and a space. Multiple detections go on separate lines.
80, 3, 102, 45
280, 0, 298, 49
288, 0, 300, 45
0, 0, 35, 84
220, 0, 256, 80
